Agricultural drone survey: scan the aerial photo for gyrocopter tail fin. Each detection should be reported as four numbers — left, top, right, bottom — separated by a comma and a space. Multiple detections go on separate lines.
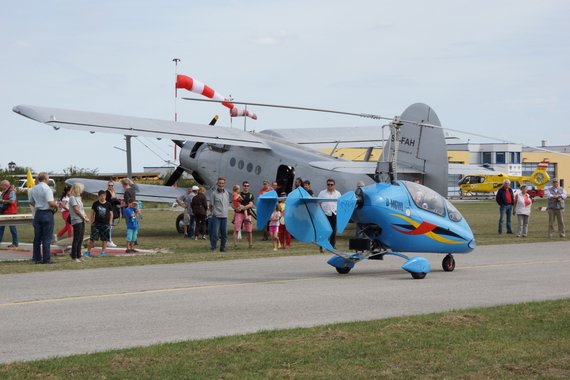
283, 188, 334, 249
336, 191, 357, 234
256, 190, 278, 230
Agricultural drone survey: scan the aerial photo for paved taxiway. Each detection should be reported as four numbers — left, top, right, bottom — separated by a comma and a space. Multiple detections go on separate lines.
1, 241, 569, 363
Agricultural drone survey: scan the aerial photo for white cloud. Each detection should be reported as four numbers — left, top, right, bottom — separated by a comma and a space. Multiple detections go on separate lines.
254, 36, 278, 45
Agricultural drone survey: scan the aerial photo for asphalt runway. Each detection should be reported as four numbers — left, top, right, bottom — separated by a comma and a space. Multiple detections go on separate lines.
1, 241, 569, 364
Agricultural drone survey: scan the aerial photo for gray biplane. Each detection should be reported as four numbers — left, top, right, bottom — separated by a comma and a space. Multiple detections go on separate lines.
13, 103, 448, 233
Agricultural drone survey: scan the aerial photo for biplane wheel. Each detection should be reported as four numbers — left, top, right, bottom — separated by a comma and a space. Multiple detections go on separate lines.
175, 213, 185, 234
442, 254, 455, 272
411, 272, 427, 280
336, 267, 351, 274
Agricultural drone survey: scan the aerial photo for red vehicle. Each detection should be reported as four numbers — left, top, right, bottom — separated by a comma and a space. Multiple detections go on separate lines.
527, 186, 544, 199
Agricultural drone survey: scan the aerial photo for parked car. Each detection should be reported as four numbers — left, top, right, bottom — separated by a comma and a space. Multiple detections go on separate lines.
16, 178, 56, 193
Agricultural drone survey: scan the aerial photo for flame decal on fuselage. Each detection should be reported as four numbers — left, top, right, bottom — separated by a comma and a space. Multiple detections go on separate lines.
391, 214, 464, 245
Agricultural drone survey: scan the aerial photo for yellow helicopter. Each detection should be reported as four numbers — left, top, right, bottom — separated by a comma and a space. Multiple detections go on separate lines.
458, 161, 550, 197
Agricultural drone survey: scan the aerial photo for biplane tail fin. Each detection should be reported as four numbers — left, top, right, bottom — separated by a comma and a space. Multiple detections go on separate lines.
380, 103, 448, 196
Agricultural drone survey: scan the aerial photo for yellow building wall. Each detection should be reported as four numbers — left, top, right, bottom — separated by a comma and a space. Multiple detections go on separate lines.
324, 148, 383, 161
447, 150, 470, 164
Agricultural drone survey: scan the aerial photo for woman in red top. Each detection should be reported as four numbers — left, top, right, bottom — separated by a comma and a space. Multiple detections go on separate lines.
56, 185, 73, 238
0, 180, 19, 247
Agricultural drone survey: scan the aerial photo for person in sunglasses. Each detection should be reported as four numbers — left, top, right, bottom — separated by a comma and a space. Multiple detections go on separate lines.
318, 179, 341, 250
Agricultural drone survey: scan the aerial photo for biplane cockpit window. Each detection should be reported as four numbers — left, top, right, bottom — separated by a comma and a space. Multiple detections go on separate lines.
403, 181, 445, 217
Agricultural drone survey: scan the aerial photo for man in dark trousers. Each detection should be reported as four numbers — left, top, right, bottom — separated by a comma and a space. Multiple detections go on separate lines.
495, 179, 514, 234
29, 172, 58, 263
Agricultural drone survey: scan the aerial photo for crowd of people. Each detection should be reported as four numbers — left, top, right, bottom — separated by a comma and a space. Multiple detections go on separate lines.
0, 173, 141, 263
175, 176, 341, 253
1, 173, 568, 263
495, 178, 566, 238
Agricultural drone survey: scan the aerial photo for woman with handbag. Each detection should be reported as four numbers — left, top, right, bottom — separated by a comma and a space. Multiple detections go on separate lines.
513, 185, 532, 237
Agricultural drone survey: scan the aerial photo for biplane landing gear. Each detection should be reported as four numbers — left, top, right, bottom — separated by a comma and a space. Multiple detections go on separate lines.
442, 254, 455, 272
335, 267, 351, 274
175, 213, 185, 234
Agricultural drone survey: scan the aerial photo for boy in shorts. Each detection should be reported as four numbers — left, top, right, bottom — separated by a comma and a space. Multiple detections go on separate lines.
85, 190, 113, 257
124, 201, 140, 253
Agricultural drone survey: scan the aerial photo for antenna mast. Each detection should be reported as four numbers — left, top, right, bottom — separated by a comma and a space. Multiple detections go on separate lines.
172, 58, 180, 160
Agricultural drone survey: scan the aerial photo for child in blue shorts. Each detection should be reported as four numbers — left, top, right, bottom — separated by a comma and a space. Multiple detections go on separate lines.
124, 201, 139, 253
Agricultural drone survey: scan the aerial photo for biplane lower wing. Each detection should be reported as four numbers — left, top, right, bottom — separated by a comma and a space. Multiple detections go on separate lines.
66, 178, 186, 204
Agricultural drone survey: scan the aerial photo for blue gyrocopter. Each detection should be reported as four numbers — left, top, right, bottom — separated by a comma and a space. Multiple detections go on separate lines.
257, 180, 475, 279
256, 105, 475, 279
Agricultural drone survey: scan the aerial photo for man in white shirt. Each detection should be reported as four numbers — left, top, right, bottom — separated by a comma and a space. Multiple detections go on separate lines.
318, 179, 341, 249
29, 172, 58, 264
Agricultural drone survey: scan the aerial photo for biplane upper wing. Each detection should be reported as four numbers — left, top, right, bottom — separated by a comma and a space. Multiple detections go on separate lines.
13, 105, 271, 149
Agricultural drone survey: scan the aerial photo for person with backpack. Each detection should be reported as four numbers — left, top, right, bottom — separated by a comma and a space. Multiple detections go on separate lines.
0, 179, 19, 248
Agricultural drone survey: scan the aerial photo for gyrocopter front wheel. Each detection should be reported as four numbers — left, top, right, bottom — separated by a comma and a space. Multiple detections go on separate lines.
442, 254, 456, 272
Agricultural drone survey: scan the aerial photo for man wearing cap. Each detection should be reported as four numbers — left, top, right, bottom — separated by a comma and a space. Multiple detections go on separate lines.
545, 178, 566, 238
177, 186, 199, 238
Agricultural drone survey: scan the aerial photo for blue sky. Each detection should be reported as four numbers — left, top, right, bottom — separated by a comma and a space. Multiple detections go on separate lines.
1, 1, 568, 173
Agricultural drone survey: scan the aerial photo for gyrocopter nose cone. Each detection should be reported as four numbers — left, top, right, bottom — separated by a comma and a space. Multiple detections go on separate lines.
468, 239, 477, 250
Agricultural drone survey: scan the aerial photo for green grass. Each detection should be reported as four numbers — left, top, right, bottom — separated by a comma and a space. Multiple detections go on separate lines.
1, 299, 569, 379
1, 198, 565, 275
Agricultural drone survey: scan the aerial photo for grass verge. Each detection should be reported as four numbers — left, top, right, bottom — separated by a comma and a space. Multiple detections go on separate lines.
1, 299, 569, 379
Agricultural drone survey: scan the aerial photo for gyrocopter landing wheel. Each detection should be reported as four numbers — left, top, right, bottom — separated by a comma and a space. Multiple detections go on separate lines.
335, 267, 351, 274
442, 254, 455, 272
411, 272, 427, 280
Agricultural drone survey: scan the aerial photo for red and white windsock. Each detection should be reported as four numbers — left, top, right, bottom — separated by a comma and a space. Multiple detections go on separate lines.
176, 74, 257, 120
230, 108, 258, 120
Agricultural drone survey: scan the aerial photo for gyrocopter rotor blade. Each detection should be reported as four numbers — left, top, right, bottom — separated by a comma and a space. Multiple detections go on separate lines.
182, 97, 570, 157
